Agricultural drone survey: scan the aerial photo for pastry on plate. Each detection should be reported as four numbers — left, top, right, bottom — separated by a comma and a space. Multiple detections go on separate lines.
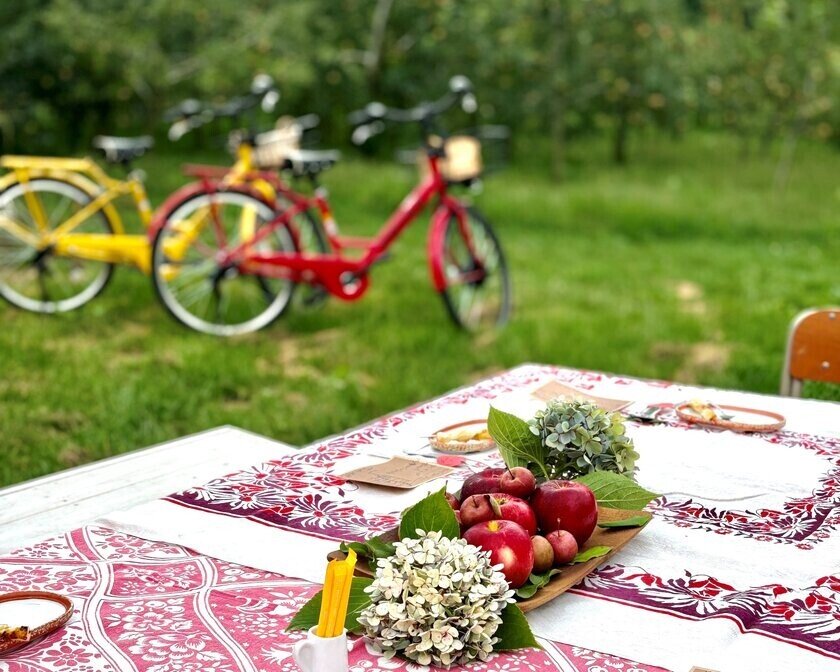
686, 399, 733, 422
0, 624, 29, 643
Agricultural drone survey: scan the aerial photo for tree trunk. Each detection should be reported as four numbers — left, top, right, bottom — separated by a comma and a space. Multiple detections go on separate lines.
366, 0, 394, 100
773, 70, 815, 190
613, 103, 629, 165
550, 93, 566, 182
545, 0, 568, 182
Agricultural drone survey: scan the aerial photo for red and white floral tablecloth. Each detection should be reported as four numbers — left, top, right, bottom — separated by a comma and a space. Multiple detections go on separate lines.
0, 525, 664, 672
4, 364, 840, 672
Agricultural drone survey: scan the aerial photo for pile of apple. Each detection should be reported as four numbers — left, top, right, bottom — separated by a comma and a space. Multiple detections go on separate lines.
446, 467, 598, 589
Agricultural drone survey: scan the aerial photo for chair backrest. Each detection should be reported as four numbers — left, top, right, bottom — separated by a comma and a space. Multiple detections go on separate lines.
780, 308, 840, 397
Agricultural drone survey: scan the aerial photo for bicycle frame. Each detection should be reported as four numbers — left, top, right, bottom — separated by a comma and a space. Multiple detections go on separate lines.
0, 155, 154, 273
219, 152, 473, 300
148, 142, 310, 251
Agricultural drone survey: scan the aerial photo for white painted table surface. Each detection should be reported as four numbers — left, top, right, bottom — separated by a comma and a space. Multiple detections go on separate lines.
0, 425, 295, 554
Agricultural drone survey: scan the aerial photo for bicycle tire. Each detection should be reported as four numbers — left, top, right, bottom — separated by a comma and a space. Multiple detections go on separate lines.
151, 189, 297, 336
291, 204, 329, 255
0, 177, 115, 313
435, 205, 511, 330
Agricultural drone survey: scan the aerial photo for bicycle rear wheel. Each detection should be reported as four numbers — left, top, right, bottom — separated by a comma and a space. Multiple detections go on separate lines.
151, 190, 296, 336
0, 178, 114, 313
436, 205, 511, 330
284, 204, 331, 308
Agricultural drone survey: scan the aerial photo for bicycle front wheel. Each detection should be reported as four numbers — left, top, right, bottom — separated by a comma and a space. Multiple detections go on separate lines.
151, 190, 296, 336
0, 178, 114, 313
436, 205, 511, 330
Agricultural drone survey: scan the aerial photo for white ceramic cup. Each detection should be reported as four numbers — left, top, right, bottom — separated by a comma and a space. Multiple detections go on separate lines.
293, 626, 350, 672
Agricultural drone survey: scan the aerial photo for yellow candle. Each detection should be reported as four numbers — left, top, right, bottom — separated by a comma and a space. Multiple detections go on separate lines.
316, 560, 336, 637
331, 549, 357, 636
317, 549, 358, 638
325, 561, 349, 637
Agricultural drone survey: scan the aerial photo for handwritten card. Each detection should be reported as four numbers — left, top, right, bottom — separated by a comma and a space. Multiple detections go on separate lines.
339, 457, 454, 489
531, 380, 631, 412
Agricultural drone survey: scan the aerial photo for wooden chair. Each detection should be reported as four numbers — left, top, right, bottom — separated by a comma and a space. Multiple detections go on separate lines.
780, 308, 840, 397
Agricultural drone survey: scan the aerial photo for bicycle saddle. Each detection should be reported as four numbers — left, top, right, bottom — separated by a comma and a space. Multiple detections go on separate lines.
92, 135, 154, 164
282, 149, 341, 177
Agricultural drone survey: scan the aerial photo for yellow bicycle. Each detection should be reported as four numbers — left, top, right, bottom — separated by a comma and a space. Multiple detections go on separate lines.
0, 136, 156, 312
0, 76, 329, 315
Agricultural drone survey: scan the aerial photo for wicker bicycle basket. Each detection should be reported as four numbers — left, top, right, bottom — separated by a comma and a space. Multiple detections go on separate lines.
399, 125, 510, 183
252, 116, 303, 170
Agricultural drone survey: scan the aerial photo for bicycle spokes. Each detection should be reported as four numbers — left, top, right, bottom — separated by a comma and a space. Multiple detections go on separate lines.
0, 179, 113, 313
438, 206, 510, 330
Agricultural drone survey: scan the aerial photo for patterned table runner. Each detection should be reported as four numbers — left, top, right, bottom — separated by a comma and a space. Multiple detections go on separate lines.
0, 525, 665, 672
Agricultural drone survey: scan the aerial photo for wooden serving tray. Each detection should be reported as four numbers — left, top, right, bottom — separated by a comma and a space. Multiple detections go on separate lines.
327, 507, 648, 613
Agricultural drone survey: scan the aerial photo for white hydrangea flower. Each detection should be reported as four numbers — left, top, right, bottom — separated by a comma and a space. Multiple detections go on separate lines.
358, 530, 514, 669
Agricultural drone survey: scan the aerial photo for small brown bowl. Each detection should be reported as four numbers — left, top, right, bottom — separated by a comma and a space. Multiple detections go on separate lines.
0, 591, 73, 654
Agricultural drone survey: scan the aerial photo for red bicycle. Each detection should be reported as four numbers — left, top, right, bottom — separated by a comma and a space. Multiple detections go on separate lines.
150, 76, 512, 336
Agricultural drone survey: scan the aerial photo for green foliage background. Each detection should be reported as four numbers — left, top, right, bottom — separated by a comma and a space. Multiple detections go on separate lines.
0, 2, 839, 486
1, 0, 838, 168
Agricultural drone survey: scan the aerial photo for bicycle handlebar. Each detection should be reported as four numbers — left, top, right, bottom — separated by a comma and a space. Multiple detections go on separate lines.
165, 75, 283, 141
349, 75, 476, 145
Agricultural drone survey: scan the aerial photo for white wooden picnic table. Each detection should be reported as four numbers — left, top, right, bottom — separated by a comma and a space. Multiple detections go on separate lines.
2, 364, 840, 672
0, 425, 294, 554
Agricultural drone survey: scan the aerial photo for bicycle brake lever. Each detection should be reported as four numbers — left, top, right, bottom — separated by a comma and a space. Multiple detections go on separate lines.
351, 121, 385, 145
168, 120, 189, 142
461, 93, 477, 114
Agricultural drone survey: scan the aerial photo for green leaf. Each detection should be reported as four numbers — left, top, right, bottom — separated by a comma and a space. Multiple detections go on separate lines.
339, 538, 396, 561
597, 514, 652, 529
575, 472, 660, 509
399, 489, 460, 540
572, 545, 612, 563
515, 583, 540, 599
286, 577, 373, 634
493, 603, 542, 651
487, 407, 547, 475
515, 568, 563, 599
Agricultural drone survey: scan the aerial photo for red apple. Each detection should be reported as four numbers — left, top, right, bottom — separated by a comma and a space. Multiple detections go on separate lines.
490, 493, 538, 535
463, 520, 534, 588
460, 468, 506, 500
460, 493, 538, 535
459, 494, 496, 529
445, 492, 460, 510
530, 480, 598, 545
499, 467, 537, 499
546, 529, 578, 565
531, 535, 554, 573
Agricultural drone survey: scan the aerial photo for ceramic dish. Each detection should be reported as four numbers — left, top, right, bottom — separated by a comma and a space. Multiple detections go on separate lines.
675, 403, 786, 433
0, 591, 73, 654
429, 420, 496, 454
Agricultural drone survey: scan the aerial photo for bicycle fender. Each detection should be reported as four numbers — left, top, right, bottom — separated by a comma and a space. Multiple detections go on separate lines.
0, 170, 125, 234
148, 181, 273, 241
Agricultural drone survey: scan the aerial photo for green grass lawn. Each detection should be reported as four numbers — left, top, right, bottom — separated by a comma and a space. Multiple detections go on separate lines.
2, 132, 839, 487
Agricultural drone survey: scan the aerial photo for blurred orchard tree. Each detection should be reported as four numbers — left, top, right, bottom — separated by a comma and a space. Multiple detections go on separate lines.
0, 0, 836, 178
